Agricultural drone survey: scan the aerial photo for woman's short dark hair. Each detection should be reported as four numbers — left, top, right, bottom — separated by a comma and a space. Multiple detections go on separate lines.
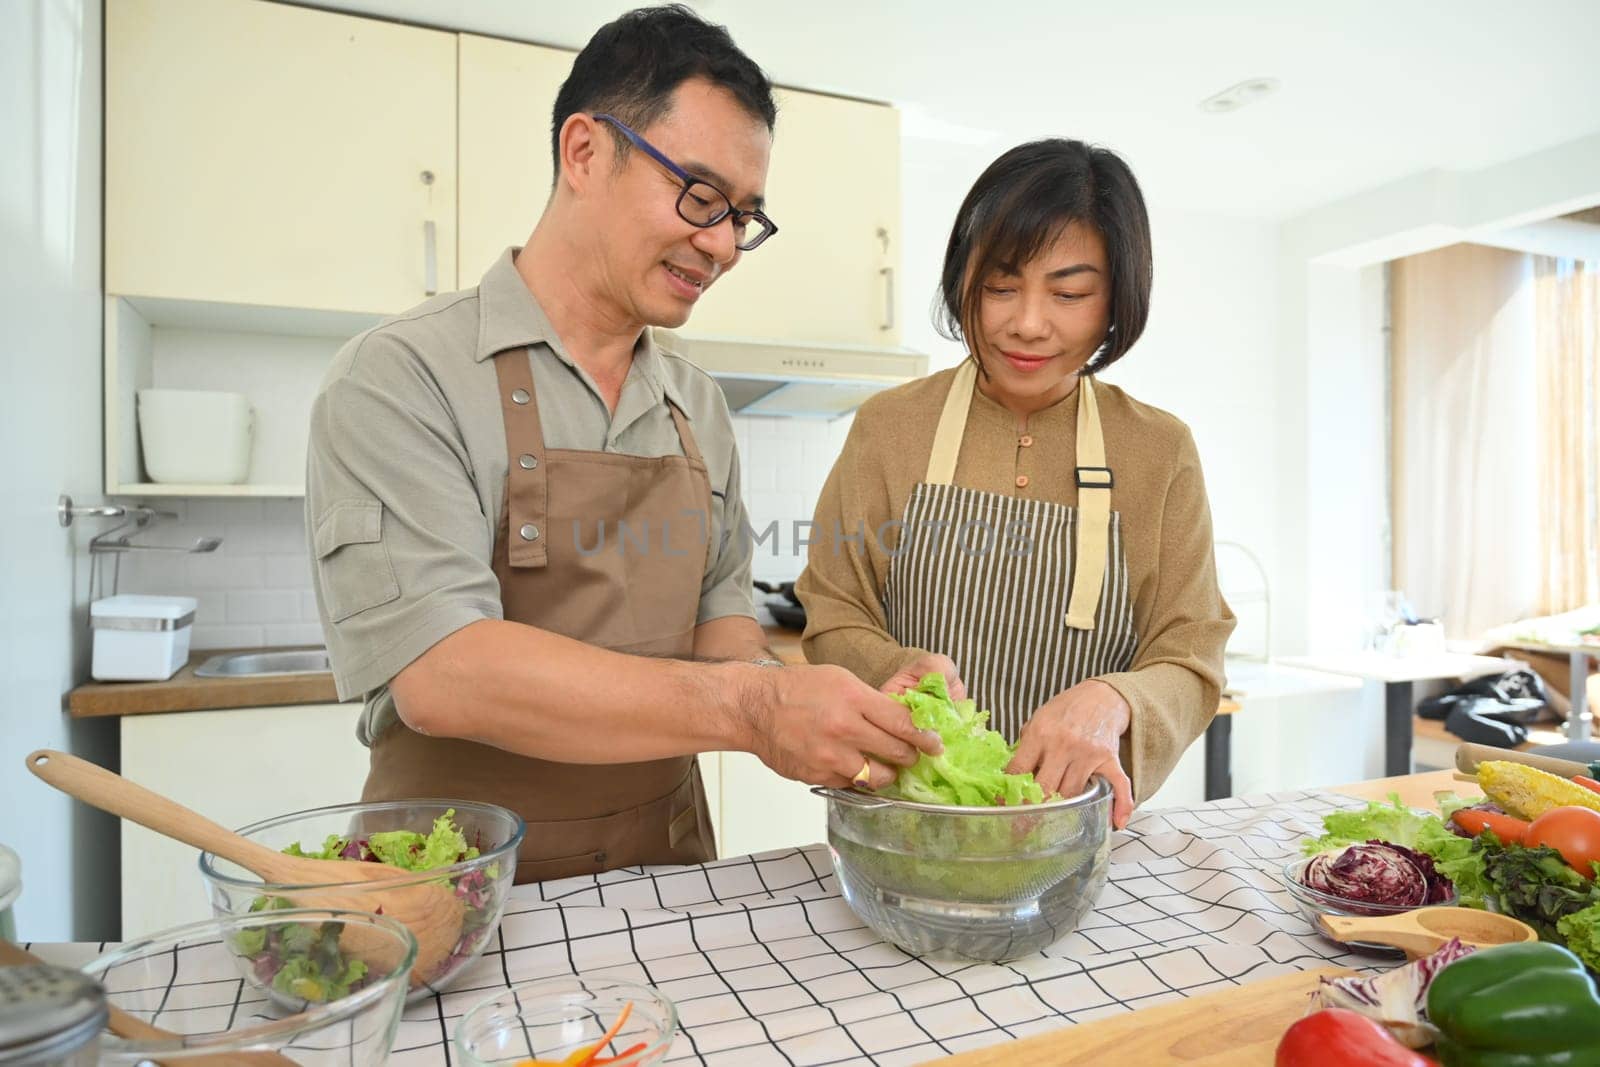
551, 5, 776, 172
937, 139, 1153, 373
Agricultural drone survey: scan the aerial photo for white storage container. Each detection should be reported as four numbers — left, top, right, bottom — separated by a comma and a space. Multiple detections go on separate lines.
137, 388, 254, 484
90, 595, 198, 681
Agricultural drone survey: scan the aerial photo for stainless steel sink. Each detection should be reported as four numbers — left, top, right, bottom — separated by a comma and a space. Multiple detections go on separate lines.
194, 648, 331, 678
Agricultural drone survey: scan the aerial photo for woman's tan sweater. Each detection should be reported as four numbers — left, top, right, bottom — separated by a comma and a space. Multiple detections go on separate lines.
795, 366, 1236, 802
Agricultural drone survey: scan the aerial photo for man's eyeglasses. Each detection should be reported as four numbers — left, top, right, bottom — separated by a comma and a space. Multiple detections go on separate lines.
593, 113, 777, 252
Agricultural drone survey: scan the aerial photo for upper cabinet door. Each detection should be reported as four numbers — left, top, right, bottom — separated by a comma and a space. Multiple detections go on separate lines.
690, 90, 902, 347
457, 35, 574, 286
106, 0, 457, 315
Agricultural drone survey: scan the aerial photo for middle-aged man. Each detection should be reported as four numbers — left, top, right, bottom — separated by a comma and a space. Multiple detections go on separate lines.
305, 5, 945, 883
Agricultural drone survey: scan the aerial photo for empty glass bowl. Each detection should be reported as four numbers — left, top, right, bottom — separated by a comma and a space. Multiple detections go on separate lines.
454, 977, 678, 1067
83, 908, 414, 1064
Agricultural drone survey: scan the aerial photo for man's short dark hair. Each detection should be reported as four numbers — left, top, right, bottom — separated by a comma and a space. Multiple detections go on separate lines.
551, 5, 776, 172
937, 139, 1153, 374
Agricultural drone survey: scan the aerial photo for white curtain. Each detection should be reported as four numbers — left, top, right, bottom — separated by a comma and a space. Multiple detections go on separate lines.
1535, 257, 1600, 614
1391, 244, 1541, 638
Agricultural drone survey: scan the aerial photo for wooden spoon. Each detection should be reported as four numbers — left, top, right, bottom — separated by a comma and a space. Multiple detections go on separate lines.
1, 938, 296, 1066
1316, 905, 1537, 959
25, 749, 460, 988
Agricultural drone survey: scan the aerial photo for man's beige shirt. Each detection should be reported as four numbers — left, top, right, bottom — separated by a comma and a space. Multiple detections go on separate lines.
307, 249, 756, 744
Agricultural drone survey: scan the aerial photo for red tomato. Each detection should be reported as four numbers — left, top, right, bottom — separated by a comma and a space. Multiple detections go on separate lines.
1525, 806, 1600, 877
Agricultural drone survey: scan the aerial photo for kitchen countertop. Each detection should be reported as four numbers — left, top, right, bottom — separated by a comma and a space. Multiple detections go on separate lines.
24, 776, 1410, 1065
66, 625, 809, 719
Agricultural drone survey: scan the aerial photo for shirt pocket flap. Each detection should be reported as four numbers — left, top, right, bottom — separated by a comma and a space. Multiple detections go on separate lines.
313, 500, 399, 622
315, 500, 383, 559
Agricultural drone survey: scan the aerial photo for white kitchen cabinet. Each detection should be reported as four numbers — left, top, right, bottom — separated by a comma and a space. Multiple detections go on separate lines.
456, 39, 900, 346
119, 703, 369, 937
691, 89, 901, 346
710, 752, 828, 859
106, 0, 457, 314
457, 35, 575, 284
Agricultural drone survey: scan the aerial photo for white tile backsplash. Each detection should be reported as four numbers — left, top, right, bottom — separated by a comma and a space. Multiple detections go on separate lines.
112, 412, 853, 648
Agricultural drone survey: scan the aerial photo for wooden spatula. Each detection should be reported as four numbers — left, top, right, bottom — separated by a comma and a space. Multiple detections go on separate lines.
25, 749, 460, 988
1, 938, 297, 1066
1316, 905, 1536, 959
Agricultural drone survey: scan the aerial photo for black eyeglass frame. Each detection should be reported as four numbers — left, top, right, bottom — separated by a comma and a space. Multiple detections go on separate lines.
593, 112, 778, 251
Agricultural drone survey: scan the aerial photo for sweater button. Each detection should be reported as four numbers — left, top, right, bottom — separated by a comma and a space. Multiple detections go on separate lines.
1015, 475, 1030, 489
1019, 434, 1034, 447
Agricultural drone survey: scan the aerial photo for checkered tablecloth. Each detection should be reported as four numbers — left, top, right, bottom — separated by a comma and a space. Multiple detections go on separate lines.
26, 789, 1379, 1065
381, 789, 1372, 1066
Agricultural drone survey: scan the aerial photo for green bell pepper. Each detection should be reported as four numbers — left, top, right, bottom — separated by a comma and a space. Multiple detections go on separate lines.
1427, 941, 1600, 1066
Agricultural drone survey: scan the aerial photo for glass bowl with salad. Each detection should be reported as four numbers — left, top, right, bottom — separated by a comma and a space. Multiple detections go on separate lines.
454, 976, 677, 1067
85, 907, 413, 1065
819, 674, 1113, 962
199, 799, 524, 1001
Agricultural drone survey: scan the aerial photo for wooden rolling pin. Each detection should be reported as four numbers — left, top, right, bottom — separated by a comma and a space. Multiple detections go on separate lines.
1455, 742, 1591, 778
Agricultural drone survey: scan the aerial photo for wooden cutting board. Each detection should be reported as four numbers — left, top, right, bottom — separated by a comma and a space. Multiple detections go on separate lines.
927, 967, 1353, 1066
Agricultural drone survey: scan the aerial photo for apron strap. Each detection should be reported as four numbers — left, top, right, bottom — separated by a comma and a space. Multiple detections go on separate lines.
667, 401, 706, 467
1064, 376, 1111, 630
494, 348, 549, 569
925, 360, 979, 485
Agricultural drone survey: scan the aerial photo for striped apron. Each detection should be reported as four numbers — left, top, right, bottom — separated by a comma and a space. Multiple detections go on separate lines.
882, 360, 1139, 740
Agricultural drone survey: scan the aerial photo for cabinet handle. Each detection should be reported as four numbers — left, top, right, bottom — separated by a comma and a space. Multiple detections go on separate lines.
879, 266, 895, 332
422, 219, 438, 296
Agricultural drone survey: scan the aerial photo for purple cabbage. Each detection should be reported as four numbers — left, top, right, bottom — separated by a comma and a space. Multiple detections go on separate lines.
1302, 839, 1453, 909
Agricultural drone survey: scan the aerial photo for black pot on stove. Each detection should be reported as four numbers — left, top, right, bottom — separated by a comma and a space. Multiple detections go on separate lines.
754, 581, 806, 631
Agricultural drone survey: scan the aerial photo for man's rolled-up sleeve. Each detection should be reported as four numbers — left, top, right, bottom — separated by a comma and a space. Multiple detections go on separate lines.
306, 335, 504, 701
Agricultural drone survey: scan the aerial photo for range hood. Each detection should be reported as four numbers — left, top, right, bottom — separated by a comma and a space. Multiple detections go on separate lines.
660, 332, 928, 419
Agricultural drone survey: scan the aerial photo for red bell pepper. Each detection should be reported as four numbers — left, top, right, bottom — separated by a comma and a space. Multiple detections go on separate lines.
1276, 1009, 1438, 1067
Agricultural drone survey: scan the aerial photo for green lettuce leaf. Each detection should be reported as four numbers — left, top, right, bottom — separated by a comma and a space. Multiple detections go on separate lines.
882, 673, 1045, 807
1556, 903, 1600, 971
1303, 793, 1491, 908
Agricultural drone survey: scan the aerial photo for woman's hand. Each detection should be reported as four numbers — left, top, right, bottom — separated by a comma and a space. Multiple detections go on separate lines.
880, 651, 967, 701
1008, 679, 1135, 828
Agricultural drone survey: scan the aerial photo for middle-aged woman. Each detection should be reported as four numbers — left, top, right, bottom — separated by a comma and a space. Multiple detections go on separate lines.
796, 138, 1235, 827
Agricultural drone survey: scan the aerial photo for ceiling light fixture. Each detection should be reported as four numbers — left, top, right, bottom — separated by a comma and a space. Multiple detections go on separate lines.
1199, 77, 1280, 114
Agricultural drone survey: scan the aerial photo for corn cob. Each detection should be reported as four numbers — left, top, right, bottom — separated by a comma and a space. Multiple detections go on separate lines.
1477, 760, 1600, 821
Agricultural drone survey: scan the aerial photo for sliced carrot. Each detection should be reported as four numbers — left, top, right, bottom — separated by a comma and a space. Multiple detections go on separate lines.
590, 1041, 649, 1066
1451, 808, 1530, 843
571, 1002, 635, 1067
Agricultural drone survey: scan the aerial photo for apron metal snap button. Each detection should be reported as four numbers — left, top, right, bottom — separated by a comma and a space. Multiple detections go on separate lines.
593, 850, 607, 864
511, 388, 530, 405
519, 453, 538, 470
519, 523, 540, 541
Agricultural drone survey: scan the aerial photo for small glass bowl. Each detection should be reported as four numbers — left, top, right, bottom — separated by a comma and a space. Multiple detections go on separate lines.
199, 799, 523, 1001
454, 977, 678, 1067
83, 908, 415, 1065
1282, 857, 1457, 955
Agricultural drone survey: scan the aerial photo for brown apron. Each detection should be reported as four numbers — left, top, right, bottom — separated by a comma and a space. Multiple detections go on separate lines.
362, 346, 718, 883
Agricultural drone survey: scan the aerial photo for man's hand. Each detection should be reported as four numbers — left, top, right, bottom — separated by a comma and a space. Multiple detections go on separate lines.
1008, 679, 1135, 828
743, 664, 944, 791
880, 651, 967, 701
